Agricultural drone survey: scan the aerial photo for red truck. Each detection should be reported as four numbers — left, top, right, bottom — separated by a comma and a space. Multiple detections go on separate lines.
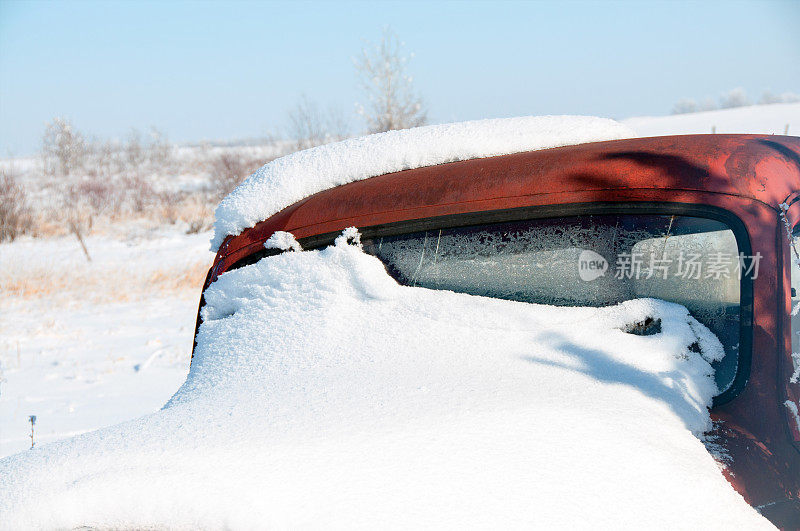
199, 134, 800, 528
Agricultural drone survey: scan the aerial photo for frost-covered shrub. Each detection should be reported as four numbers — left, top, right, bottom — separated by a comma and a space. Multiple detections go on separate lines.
671, 87, 800, 115
672, 98, 699, 115
31, 118, 197, 234
208, 152, 264, 200
0, 169, 31, 242
287, 96, 350, 151
41, 118, 87, 178
759, 90, 800, 105
719, 88, 750, 109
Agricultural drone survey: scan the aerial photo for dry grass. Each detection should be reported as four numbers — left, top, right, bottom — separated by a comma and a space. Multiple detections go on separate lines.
23, 195, 215, 239
2, 260, 210, 303
145, 261, 211, 295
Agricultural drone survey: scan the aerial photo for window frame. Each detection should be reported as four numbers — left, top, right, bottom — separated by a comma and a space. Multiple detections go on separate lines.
788, 222, 800, 385
231, 201, 754, 406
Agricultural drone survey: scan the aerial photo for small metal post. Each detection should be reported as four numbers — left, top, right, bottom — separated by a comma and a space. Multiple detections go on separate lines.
28, 415, 36, 449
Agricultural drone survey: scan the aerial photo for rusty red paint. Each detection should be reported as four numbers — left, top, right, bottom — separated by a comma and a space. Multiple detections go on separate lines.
198, 133, 800, 527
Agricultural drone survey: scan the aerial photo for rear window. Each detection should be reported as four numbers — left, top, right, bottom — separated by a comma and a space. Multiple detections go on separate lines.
361, 214, 747, 395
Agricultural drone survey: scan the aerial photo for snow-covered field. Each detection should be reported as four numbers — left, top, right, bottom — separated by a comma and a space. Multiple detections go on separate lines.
0, 229, 214, 457
622, 101, 800, 137
0, 106, 795, 526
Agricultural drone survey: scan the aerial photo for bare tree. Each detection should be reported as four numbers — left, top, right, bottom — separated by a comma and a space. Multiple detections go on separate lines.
759, 90, 800, 105
698, 98, 718, 112
209, 152, 265, 200
124, 128, 146, 170
0, 168, 31, 242
41, 117, 93, 255
146, 127, 174, 169
719, 87, 750, 109
671, 99, 698, 115
355, 28, 427, 133
41, 117, 86, 177
287, 96, 350, 151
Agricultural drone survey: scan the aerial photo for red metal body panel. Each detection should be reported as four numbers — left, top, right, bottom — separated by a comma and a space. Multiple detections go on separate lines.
201, 134, 800, 527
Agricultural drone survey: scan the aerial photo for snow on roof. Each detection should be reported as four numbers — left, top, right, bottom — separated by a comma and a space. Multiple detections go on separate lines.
0, 234, 770, 528
210, 116, 635, 251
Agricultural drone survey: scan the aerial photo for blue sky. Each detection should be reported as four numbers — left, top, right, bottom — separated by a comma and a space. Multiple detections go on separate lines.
1, 0, 798, 155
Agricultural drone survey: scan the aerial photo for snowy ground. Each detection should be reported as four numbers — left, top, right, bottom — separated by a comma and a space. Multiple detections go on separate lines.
0, 228, 214, 457
622, 101, 800, 137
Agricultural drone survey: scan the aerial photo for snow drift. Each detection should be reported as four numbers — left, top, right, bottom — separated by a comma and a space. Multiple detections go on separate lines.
0, 232, 770, 528
210, 116, 635, 251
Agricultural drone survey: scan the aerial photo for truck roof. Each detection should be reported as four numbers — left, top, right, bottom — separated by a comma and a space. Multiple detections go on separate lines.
214, 134, 800, 264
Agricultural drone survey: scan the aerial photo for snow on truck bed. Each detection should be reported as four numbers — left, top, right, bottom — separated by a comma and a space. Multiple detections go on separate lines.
211, 116, 635, 251
0, 234, 770, 528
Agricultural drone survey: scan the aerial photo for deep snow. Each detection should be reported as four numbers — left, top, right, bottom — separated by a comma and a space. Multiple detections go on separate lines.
211, 115, 635, 251
0, 234, 770, 528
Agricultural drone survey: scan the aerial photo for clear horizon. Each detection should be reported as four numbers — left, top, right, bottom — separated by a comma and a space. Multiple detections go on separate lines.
1, 0, 798, 156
